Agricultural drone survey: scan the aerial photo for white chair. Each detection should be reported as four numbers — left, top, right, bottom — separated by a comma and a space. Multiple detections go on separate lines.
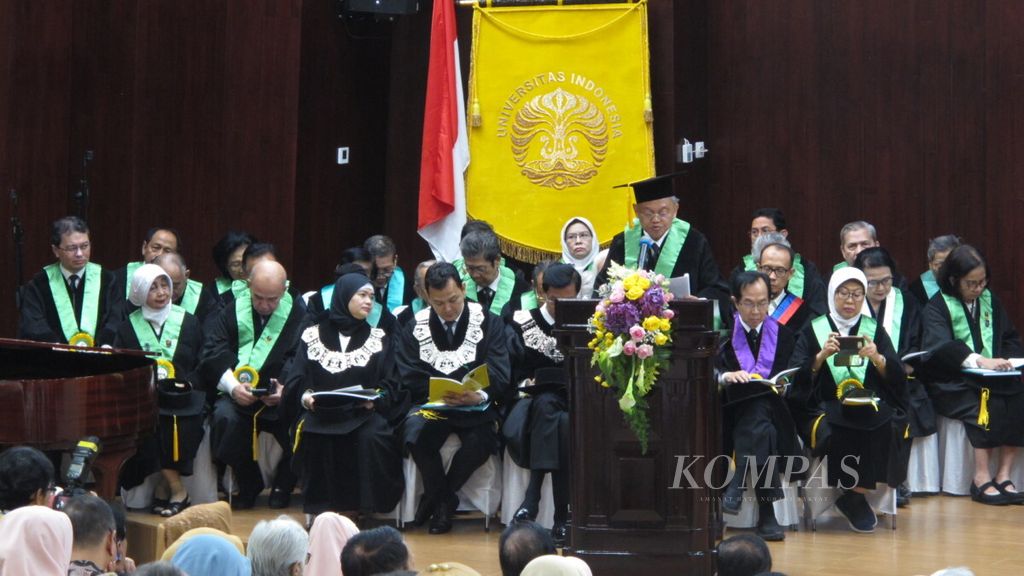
935, 415, 1024, 495
121, 422, 218, 508
400, 434, 502, 530
800, 456, 897, 531
906, 433, 941, 493
500, 450, 556, 528
722, 480, 801, 531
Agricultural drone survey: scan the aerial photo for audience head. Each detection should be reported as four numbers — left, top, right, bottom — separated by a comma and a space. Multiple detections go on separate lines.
213, 231, 257, 281
499, 521, 556, 576
63, 494, 118, 570
540, 263, 581, 317
134, 561, 187, 576
337, 246, 373, 277
839, 220, 879, 265
853, 247, 899, 309
424, 262, 465, 323
172, 534, 251, 576
460, 231, 503, 287
749, 208, 788, 247
160, 528, 245, 562
937, 244, 989, 303
413, 259, 437, 301
249, 260, 288, 317
926, 234, 962, 276
141, 227, 181, 262
50, 215, 92, 273
752, 233, 794, 298
716, 534, 772, 576
154, 252, 191, 302
128, 263, 173, 312
243, 242, 279, 276
0, 445, 55, 511
365, 235, 400, 289
305, 512, 360, 576
531, 259, 554, 306
520, 555, 592, 576
247, 515, 308, 576
460, 219, 495, 239
730, 271, 772, 328
340, 526, 410, 576
828, 266, 868, 322
0, 505, 74, 576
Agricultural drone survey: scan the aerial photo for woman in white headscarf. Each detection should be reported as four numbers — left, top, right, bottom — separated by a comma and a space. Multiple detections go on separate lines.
114, 263, 205, 517
559, 217, 603, 298
789, 266, 909, 533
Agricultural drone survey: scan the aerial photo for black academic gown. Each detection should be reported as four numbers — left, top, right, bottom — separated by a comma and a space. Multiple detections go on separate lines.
595, 219, 721, 296
465, 269, 532, 322
396, 302, 511, 505
716, 321, 802, 499
790, 316, 910, 488
285, 321, 405, 514
729, 257, 828, 317
374, 266, 417, 311
199, 297, 305, 482
18, 265, 117, 345
908, 275, 932, 308
114, 311, 205, 475
503, 308, 568, 471
920, 291, 1024, 448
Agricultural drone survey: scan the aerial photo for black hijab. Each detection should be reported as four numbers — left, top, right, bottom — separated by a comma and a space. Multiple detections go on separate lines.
328, 272, 374, 336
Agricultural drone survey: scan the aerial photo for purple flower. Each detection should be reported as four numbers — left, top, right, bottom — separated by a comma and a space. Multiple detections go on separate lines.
604, 301, 640, 335
640, 286, 666, 317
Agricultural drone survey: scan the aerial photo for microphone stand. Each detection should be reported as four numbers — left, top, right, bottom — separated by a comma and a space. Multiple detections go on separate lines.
10, 189, 24, 309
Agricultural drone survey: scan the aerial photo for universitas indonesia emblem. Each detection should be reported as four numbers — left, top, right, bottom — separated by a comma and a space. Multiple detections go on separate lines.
509, 87, 609, 190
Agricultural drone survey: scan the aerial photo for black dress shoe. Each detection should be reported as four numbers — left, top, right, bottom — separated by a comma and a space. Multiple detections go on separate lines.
721, 483, 744, 515
971, 481, 1010, 506
896, 484, 911, 508
268, 488, 292, 509
835, 491, 877, 533
428, 499, 455, 534
513, 505, 538, 523
755, 503, 784, 542
995, 480, 1024, 505
551, 521, 568, 546
414, 494, 437, 527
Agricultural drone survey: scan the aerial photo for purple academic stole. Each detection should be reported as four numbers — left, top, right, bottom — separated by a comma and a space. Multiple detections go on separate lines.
731, 314, 779, 376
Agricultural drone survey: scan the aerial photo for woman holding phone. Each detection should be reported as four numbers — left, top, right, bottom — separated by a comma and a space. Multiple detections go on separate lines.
789, 267, 910, 533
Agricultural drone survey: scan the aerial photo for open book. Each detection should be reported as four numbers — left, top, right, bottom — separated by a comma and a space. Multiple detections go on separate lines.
746, 366, 800, 388
311, 385, 381, 403
963, 358, 1024, 377
424, 364, 490, 408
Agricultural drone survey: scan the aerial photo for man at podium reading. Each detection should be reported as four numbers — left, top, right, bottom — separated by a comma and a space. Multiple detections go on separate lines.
396, 262, 511, 535
595, 172, 721, 296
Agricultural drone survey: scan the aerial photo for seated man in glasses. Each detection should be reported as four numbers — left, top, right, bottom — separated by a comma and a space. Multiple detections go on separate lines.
750, 233, 825, 332
18, 216, 116, 346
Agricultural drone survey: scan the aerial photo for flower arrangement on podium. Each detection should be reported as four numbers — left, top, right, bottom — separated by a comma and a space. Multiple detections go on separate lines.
588, 262, 675, 453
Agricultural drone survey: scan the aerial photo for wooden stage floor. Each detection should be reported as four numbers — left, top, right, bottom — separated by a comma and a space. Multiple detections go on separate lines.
127, 493, 1024, 575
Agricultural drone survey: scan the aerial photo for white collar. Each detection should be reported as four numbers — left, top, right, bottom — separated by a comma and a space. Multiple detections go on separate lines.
642, 230, 669, 247
539, 304, 556, 326
769, 290, 786, 311
737, 318, 762, 335
60, 264, 85, 281
486, 273, 501, 293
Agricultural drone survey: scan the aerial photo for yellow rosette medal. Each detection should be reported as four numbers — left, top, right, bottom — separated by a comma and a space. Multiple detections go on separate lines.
234, 365, 260, 389
155, 358, 176, 381
68, 332, 94, 347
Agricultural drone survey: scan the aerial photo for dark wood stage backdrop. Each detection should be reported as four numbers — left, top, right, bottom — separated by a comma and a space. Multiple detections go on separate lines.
2, 0, 1023, 337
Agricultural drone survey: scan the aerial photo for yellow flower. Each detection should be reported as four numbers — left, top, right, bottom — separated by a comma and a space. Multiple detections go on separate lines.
638, 276, 651, 290
643, 316, 662, 332
660, 318, 672, 332
654, 333, 668, 346
601, 381, 611, 388
626, 286, 645, 301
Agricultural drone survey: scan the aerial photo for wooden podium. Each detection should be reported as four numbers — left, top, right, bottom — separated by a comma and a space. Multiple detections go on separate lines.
555, 300, 722, 574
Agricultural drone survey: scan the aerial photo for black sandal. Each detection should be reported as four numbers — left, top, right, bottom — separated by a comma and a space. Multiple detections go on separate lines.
161, 495, 191, 517
996, 480, 1024, 505
150, 497, 169, 515
971, 481, 1009, 506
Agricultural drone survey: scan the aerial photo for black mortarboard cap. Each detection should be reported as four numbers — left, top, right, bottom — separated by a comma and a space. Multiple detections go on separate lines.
614, 171, 688, 204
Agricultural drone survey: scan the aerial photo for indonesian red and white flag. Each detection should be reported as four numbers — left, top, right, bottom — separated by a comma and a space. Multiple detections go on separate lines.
417, 0, 469, 262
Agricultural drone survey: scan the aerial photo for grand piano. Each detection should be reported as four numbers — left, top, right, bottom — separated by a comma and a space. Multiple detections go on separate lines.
0, 338, 156, 499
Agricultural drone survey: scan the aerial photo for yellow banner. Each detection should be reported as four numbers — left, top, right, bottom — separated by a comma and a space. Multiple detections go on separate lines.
467, 1, 655, 262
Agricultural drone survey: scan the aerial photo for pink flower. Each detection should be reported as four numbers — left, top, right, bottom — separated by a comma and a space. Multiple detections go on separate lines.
629, 325, 645, 341
637, 344, 654, 359
623, 341, 636, 356
610, 289, 625, 304
662, 309, 675, 320
664, 291, 674, 302
596, 302, 607, 314
654, 274, 666, 284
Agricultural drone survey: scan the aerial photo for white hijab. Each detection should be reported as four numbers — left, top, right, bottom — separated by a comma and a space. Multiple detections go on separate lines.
560, 216, 600, 296
827, 267, 871, 336
129, 263, 173, 326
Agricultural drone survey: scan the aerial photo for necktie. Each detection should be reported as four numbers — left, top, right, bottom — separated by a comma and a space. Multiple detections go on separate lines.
747, 328, 760, 356
645, 243, 660, 271
445, 321, 457, 346
479, 287, 495, 311
68, 274, 80, 311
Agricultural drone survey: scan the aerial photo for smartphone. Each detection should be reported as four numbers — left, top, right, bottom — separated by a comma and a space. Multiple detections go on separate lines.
835, 335, 865, 367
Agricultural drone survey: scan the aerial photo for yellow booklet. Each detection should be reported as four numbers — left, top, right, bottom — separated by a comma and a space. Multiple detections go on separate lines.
427, 364, 490, 404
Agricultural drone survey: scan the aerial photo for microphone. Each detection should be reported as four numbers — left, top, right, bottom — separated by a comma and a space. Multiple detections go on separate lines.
638, 238, 655, 270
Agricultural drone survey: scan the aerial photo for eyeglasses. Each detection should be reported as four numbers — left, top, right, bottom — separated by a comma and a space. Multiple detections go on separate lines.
866, 276, 893, 289
565, 232, 593, 242
961, 277, 988, 290
737, 300, 770, 311
836, 289, 865, 301
464, 263, 494, 275
638, 208, 673, 221
758, 265, 790, 277
58, 242, 90, 254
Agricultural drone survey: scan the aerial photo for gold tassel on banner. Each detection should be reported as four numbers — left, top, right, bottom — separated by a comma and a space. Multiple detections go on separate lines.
172, 415, 180, 463
471, 98, 482, 127
252, 406, 266, 461
292, 419, 305, 453
978, 387, 990, 430
643, 93, 653, 123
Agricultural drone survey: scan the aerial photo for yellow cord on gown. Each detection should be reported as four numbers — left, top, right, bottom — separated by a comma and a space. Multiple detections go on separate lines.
252, 406, 267, 461
172, 415, 180, 462
978, 387, 991, 431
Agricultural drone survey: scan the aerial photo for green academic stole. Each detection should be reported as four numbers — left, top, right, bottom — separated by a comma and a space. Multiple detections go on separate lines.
235, 290, 294, 372
942, 290, 993, 358
881, 288, 905, 349
920, 271, 940, 299
124, 261, 143, 298
812, 314, 877, 386
411, 298, 427, 314
129, 305, 185, 361
45, 262, 103, 341
387, 268, 406, 312
624, 218, 690, 276
216, 277, 233, 295
744, 253, 806, 298
833, 261, 849, 272
465, 266, 516, 315
231, 279, 249, 299
520, 291, 539, 311
321, 284, 383, 327
180, 280, 203, 315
